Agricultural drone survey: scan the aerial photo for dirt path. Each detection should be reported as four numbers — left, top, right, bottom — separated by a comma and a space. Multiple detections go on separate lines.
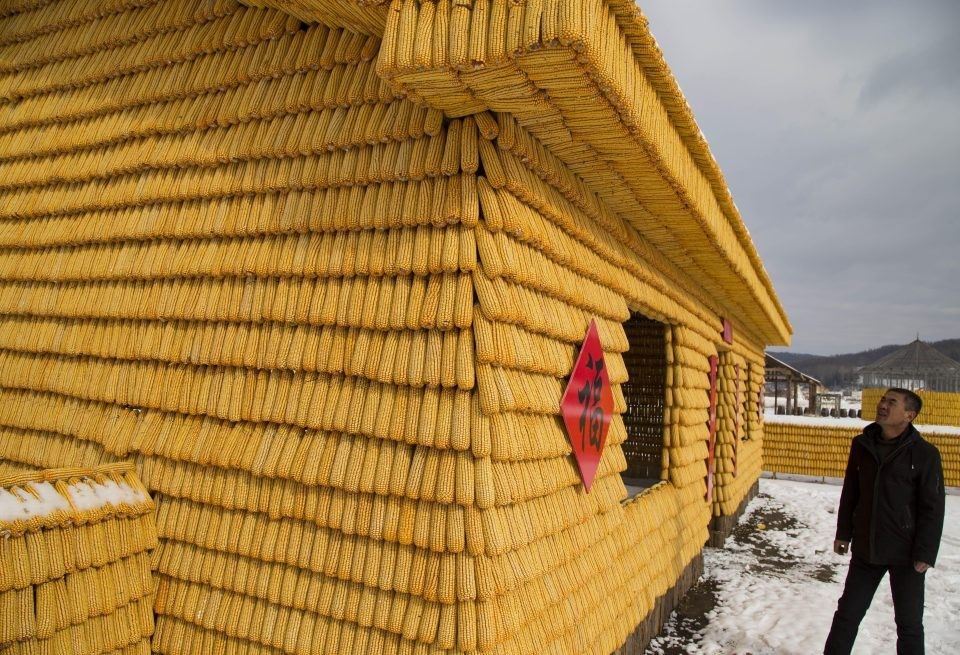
646, 493, 841, 653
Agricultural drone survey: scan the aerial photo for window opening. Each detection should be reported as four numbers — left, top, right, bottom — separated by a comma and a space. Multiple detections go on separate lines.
619, 312, 667, 490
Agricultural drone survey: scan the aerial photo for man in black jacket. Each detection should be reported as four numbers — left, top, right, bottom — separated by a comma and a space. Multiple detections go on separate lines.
824, 388, 945, 654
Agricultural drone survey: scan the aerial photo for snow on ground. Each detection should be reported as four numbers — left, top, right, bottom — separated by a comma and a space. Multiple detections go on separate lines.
648, 478, 960, 654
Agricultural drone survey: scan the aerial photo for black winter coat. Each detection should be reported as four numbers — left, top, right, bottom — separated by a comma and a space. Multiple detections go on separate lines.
836, 423, 945, 566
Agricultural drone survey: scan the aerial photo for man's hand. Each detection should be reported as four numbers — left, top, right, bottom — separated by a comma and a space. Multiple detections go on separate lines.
833, 540, 850, 555
914, 561, 931, 573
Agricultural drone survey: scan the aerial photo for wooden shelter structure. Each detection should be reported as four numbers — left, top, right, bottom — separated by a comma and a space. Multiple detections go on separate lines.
0, 1, 791, 653
765, 353, 822, 415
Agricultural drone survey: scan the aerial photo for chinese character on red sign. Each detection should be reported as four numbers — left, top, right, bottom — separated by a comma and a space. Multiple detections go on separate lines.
705, 355, 719, 502
560, 319, 614, 492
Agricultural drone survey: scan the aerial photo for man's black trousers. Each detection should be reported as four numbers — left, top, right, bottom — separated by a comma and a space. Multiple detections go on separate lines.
824, 556, 926, 654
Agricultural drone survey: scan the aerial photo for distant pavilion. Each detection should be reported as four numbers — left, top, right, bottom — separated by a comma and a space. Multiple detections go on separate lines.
860, 339, 960, 393
861, 339, 960, 426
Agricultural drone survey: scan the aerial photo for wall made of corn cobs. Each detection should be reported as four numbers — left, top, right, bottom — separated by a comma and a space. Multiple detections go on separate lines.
471, 117, 718, 654
710, 350, 765, 518
0, 3, 482, 650
763, 420, 960, 487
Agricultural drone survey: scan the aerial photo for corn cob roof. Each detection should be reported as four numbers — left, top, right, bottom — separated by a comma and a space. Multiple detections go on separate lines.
247, 0, 791, 345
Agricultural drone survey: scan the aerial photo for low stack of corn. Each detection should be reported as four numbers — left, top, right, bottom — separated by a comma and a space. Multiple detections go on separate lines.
762, 421, 856, 479
933, 432, 960, 486
863, 388, 960, 428
0, 0, 788, 653
0, 463, 156, 655
861, 388, 882, 420
763, 419, 960, 487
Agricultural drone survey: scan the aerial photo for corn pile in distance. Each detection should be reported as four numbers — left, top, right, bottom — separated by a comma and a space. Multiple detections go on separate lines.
764, 420, 959, 487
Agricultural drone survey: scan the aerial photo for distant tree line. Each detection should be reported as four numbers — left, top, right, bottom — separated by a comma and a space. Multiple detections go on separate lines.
770, 338, 960, 390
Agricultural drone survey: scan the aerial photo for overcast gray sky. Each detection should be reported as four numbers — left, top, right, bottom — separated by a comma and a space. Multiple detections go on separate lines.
641, 0, 960, 355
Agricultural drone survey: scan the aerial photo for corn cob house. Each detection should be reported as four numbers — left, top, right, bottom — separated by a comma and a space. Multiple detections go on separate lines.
0, 0, 791, 653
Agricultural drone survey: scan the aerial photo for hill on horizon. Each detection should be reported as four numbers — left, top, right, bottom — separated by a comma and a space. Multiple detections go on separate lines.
769, 338, 960, 390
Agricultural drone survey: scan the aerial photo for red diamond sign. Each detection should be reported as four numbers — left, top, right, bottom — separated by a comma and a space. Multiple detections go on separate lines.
561, 319, 614, 492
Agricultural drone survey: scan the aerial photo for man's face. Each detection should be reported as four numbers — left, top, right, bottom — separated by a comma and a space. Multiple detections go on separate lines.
876, 391, 916, 431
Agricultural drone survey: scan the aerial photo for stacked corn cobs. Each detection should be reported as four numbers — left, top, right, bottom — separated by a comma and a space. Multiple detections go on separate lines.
763, 420, 960, 487
711, 352, 764, 517
862, 387, 960, 428
0, 2, 482, 651
0, 463, 156, 655
936, 433, 960, 486
762, 422, 857, 479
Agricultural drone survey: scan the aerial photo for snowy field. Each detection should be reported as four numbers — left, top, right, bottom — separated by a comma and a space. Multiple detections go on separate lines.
649, 478, 960, 654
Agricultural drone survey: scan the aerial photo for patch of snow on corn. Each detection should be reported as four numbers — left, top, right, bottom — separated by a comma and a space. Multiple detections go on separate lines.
0, 478, 148, 524
0, 482, 70, 523
68, 478, 148, 511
